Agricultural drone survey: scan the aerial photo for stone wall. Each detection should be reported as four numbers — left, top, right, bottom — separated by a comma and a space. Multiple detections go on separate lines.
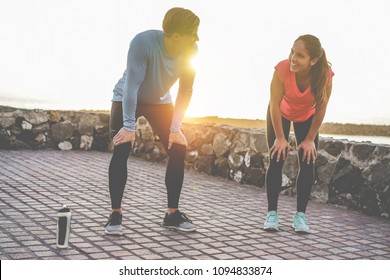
0, 107, 110, 151
1, 106, 389, 218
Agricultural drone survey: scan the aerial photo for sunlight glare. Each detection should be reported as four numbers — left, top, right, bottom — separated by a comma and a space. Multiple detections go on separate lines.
191, 54, 200, 71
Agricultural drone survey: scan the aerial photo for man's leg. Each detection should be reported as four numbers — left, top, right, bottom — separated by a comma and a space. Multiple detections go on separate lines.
105, 101, 131, 235
140, 104, 195, 231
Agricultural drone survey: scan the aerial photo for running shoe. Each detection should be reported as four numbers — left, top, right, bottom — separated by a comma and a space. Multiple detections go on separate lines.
104, 212, 123, 235
162, 210, 196, 232
263, 210, 279, 231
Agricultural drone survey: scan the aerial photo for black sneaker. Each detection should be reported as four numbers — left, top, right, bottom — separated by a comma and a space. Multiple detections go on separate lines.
162, 210, 196, 232
104, 212, 123, 235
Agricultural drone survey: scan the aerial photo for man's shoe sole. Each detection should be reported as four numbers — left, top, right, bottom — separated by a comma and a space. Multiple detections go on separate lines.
105, 229, 124, 235
161, 223, 197, 232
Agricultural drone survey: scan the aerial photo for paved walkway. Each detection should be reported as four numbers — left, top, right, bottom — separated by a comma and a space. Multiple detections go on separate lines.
0, 150, 389, 260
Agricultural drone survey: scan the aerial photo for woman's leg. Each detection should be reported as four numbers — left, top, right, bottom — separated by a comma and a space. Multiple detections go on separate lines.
293, 116, 319, 213
265, 106, 291, 211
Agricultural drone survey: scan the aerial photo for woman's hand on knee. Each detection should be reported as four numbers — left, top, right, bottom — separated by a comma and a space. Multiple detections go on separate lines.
297, 139, 317, 164
270, 138, 290, 162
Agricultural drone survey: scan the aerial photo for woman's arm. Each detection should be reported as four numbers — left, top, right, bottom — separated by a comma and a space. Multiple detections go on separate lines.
298, 80, 333, 163
269, 70, 290, 162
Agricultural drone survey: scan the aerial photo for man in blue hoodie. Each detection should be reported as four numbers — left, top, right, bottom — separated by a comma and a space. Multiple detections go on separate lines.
105, 7, 199, 235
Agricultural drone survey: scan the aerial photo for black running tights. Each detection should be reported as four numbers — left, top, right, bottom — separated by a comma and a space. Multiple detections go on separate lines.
108, 102, 186, 209
265, 106, 319, 213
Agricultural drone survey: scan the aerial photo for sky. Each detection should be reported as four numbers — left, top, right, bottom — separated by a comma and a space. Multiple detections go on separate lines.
1, 0, 390, 125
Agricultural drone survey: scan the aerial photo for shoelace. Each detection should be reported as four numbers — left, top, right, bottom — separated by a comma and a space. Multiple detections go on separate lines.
104, 213, 121, 227
179, 212, 193, 223
295, 215, 307, 227
266, 213, 277, 223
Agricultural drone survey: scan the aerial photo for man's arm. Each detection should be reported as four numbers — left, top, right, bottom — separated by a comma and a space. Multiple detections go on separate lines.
167, 55, 196, 149
122, 37, 148, 132
170, 68, 195, 132
113, 36, 147, 147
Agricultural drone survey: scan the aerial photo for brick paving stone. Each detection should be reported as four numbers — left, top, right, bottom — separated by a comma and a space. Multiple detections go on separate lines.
343, 246, 361, 253
371, 243, 389, 249
370, 256, 388, 260
369, 249, 389, 255
216, 247, 238, 254
88, 253, 112, 259
251, 243, 273, 250
100, 245, 123, 252
294, 251, 316, 258
278, 253, 300, 259
65, 255, 89, 260
141, 254, 165, 260
1, 242, 20, 248
33, 251, 58, 258
225, 240, 245, 247
264, 248, 285, 255
171, 245, 194, 252
145, 247, 167, 254
3, 247, 29, 254
111, 250, 137, 258
181, 250, 203, 257
300, 245, 317, 251
201, 248, 223, 255
280, 246, 301, 253
311, 249, 332, 257
8, 253, 36, 259
189, 243, 210, 250
259, 255, 283, 260
212, 253, 236, 259
312, 243, 333, 249
342, 252, 363, 259
329, 248, 349, 256
29, 245, 51, 252
192, 255, 215, 260
160, 251, 184, 259
142, 242, 164, 249
0, 150, 389, 260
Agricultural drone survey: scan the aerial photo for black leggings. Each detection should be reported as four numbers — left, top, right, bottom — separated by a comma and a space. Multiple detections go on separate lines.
265, 107, 319, 213
109, 101, 186, 209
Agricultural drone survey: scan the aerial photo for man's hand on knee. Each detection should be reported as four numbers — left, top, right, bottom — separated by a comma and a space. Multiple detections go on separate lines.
113, 128, 135, 147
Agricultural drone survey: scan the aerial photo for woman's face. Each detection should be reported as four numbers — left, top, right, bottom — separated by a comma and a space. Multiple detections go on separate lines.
289, 40, 317, 73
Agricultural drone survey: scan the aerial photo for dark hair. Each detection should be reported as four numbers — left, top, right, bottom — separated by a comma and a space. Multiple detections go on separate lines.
296, 34, 332, 109
162, 7, 200, 37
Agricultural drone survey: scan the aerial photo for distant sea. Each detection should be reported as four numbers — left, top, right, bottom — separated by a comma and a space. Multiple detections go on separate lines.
321, 134, 390, 145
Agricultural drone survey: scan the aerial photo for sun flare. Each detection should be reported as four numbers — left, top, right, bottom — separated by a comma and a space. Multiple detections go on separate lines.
191, 54, 200, 71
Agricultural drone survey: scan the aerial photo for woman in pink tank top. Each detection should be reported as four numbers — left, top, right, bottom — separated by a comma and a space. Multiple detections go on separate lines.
263, 34, 334, 233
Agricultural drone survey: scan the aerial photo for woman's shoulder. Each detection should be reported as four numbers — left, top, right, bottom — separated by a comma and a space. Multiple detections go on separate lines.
275, 59, 290, 70
275, 59, 291, 80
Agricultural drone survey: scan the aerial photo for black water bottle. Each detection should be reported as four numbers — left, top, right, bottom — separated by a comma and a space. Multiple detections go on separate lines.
56, 205, 71, 248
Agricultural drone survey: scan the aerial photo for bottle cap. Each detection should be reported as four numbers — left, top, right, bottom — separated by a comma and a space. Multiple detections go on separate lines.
59, 205, 70, 212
